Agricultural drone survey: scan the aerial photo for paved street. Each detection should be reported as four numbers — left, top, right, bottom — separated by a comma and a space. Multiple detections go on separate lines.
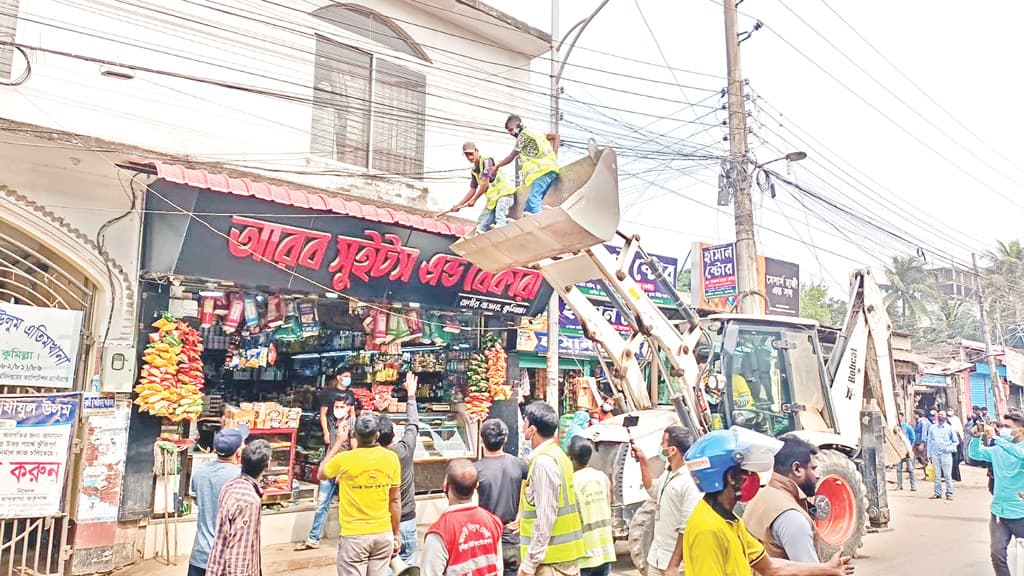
112, 465, 999, 576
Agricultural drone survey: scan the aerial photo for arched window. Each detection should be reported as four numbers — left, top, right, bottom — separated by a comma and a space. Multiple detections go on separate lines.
310, 4, 427, 178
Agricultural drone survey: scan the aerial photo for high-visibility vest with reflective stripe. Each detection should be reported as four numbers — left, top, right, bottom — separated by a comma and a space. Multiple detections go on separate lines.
572, 466, 616, 569
517, 126, 560, 188
426, 505, 504, 576
473, 156, 515, 210
520, 442, 585, 564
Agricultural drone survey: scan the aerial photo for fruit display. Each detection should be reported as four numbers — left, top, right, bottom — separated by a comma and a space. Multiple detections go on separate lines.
466, 350, 493, 422
483, 335, 511, 401
134, 313, 206, 422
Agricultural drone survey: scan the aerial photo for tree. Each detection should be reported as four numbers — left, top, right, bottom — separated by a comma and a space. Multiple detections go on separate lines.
800, 282, 847, 326
676, 268, 691, 293
922, 298, 980, 343
884, 255, 938, 332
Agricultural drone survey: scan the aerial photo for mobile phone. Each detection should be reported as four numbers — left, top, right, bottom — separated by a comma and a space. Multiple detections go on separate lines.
623, 415, 640, 429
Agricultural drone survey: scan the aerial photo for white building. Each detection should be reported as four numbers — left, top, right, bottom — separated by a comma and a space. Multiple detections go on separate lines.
0, 1, 549, 573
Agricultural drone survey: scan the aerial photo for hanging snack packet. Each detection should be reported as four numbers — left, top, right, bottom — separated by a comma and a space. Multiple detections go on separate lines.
266, 295, 285, 328
223, 293, 244, 334
372, 309, 389, 344
243, 294, 260, 328
299, 299, 320, 338
405, 309, 424, 342
199, 298, 216, 328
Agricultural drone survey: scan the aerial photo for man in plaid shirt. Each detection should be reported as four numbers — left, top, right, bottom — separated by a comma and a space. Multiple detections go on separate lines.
206, 439, 272, 576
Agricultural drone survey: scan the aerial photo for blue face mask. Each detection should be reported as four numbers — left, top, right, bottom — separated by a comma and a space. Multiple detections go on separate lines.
999, 427, 1014, 439
341, 377, 351, 387
657, 447, 670, 463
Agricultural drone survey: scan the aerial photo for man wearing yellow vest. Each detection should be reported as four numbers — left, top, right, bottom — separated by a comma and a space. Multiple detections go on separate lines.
446, 142, 516, 233
520, 401, 585, 576
497, 114, 561, 214
568, 437, 616, 576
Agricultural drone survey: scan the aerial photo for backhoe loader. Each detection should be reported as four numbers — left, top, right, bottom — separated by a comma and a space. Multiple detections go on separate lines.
450, 141, 909, 571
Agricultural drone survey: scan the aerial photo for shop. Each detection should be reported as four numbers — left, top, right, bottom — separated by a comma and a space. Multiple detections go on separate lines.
120, 165, 548, 547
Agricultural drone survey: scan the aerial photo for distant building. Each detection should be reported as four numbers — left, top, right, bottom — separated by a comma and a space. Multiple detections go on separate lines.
930, 265, 977, 299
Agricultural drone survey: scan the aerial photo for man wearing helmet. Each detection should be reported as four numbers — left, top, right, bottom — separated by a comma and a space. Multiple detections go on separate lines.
682, 428, 854, 576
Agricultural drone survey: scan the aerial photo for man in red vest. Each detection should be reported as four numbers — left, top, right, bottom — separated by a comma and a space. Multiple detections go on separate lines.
422, 459, 505, 576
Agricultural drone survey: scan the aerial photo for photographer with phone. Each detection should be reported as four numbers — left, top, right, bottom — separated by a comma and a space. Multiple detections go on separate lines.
968, 413, 1024, 576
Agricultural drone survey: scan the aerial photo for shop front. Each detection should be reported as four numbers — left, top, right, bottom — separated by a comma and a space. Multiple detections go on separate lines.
121, 165, 549, 553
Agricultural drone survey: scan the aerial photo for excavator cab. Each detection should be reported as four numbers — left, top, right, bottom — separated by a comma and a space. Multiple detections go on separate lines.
704, 314, 838, 437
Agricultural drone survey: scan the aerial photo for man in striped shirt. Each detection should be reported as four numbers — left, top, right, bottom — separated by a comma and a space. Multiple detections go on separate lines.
206, 439, 272, 576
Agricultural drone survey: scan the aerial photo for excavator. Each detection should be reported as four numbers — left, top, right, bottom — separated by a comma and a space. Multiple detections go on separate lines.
450, 141, 910, 572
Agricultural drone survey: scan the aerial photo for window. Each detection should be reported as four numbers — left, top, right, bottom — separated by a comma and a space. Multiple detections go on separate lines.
311, 5, 427, 178
0, 0, 18, 80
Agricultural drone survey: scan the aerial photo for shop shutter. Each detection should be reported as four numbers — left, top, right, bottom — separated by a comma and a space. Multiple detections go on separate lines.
969, 372, 997, 415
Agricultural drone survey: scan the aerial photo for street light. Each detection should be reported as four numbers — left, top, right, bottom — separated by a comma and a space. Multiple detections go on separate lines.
756, 150, 807, 169
755, 151, 807, 199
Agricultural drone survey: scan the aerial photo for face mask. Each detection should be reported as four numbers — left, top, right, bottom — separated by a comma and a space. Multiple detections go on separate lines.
1000, 427, 1013, 439
657, 448, 670, 464
340, 377, 351, 387
334, 408, 346, 419
511, 124, 522, 137
738, 472, 761, 503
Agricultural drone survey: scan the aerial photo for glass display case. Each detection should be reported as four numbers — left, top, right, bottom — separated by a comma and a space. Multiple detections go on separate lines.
248, 428, 296, 501
387, 410, 474, 460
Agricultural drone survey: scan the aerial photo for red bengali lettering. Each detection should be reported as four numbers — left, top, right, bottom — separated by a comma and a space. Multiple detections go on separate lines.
8, 462, 61, 484
226, 216, 331, 271
418, 254, 470, 288
328, 231, 421, 291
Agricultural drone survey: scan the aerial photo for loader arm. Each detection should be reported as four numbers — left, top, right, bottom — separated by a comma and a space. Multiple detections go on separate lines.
826, 269, 909, 465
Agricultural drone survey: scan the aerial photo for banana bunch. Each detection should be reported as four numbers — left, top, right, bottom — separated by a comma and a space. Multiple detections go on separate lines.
134, 313, 206, 422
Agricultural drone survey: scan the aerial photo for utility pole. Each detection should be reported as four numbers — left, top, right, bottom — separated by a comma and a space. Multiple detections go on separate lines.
546, 0, 561, 412
973, 252, 1007, 416
723, 0, 758, 314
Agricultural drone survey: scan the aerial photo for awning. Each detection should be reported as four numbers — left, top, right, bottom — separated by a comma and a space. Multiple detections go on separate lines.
893, 349, 939, 368
129, 160, 470, 237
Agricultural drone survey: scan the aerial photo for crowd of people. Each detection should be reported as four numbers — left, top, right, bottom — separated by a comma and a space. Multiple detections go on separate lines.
180, 378, 1024, 576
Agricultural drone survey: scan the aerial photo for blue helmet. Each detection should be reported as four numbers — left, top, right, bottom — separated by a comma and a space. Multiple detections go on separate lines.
684, 427, 783, 493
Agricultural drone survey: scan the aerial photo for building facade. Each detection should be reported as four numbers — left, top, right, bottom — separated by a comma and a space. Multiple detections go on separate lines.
1, 1, 549, 573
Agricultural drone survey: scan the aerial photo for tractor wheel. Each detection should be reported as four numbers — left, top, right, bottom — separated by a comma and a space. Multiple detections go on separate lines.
627, 499, 657, 574
813, 449, 869, 561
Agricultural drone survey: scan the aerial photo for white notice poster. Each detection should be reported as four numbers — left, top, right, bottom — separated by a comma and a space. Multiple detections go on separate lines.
0, 302, 83, 389
0, 393, 79, 518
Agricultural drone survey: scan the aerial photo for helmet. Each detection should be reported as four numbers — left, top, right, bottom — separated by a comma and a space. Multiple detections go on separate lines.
684, 427, 783, 493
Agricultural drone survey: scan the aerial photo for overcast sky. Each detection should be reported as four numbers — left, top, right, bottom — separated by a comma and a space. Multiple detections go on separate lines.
488, 0, 1023, 295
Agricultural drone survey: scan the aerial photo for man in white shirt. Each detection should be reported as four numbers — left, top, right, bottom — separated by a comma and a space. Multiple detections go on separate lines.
631, 426, 703, 576
947, 410, 965, 481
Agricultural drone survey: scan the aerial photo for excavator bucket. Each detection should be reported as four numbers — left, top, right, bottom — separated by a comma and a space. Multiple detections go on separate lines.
450, 144, 620, 273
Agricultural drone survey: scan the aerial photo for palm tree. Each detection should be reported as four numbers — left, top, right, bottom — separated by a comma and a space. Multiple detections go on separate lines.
884, 255, 938, 332
984, 239, 1024, 332
923, 298, 980, 343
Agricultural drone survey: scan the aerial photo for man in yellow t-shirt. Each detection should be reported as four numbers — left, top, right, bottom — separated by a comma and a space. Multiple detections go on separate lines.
319, 413, 401, 576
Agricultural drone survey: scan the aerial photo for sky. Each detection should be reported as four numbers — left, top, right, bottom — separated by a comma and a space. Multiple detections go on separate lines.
487, 0, 1024, 296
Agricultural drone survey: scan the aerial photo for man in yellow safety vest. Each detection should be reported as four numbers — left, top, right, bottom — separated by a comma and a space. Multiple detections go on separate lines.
520, 401, 585, 576
497, 114, 561, 215
568, 436, 616, 576
445, 142, 516, 233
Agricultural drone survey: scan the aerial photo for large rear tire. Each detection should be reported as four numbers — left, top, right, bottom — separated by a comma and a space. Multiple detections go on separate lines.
813, 449, 868, 561
627, 499, 657, 574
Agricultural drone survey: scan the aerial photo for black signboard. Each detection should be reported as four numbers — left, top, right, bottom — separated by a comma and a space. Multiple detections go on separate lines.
764, 257, 800, 316
141, 181, 552, 316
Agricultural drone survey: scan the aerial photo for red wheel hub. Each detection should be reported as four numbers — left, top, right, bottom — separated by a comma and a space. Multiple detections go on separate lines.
814, 475, 857, 546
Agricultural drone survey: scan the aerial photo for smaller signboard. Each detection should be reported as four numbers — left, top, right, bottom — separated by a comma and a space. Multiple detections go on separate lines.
575, 245, 679, 307
0, 302, 83, 389
0, 393, 79, 518
558, 301, 632, 337
516, 329, 596, 359
701, 243, 738, 298
764, 257, 800, 316
83, 393, 117, 418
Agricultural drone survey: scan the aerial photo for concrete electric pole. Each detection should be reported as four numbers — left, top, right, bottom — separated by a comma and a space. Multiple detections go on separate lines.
973, 252, 1007, 416
546, 0, 561, 411
722, 0, 759, 314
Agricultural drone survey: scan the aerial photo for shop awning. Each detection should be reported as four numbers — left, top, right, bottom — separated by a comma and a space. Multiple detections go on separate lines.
131, 160, 471, 237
